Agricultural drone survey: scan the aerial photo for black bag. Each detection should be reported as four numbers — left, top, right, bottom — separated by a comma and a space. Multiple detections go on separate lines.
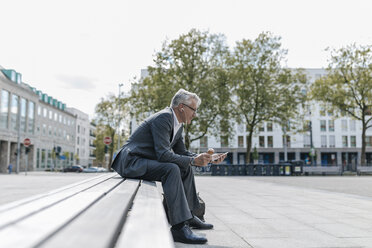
163, 192, 206, 223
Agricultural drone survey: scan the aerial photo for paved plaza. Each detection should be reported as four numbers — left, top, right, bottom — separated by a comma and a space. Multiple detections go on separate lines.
178, 176, 372, 248
2, 173, 372, 247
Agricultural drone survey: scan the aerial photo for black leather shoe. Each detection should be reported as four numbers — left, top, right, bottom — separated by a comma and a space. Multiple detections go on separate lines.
171, 225, 207, 244
188, 216, 214, 230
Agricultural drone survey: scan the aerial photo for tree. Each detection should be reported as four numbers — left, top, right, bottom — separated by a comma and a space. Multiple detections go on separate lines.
228, 32, 307, 163
311, 44, 372, 165
95, 94, 130, 169
93, 123, 108, 165
130, 29, 232, 149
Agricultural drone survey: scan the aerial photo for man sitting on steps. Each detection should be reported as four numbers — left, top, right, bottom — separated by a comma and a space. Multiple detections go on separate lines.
111, 89, 227, 244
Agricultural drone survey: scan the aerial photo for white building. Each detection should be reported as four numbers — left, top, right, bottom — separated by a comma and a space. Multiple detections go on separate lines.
137, 68, 372, 167
0, 66, 76, 172
67, 107, 92, 167
89, 122, 96, 167
193, 69, 372, 166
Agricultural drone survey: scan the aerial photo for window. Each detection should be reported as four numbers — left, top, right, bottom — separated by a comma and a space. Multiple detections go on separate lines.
54, 112, 58, 121
342, 136, 348, 147
47, 150, 52, 168
365, 107, 372, 116
319, 106, 326, 116
238, 136, 244, 147
0, 90, 9, 129
10, 94, 19, 131
38, 106, 41, 116
303, 120, 311, 131
282, 135, 291, 148
77, 137, 80, 145
341, 120, 348, 131
259, 136, 265, 148
320, 120, 326, 132
350, 120, 356, 131
78, 125, 80, 133
49, 110, 52, 119
49, 126, 52, 136
267, 122, 273, 132
28, 101, 35, 134
267, 136, 273, 148
43, 108, 47, 118
321, 135, 327, 147
200, 136, 208, 148
303, 135, 311, 148
350, 136, 356, 147
329, 135, 335, 148
41, 149, 46, 168
220, 136, 228, 147
366, 136, 372, 147
20, 98, 27, 132
37, 148, 40, 168
59, 114, 62, 123
328, 120, 334, 132
259, 125, 264, 132
42, 124, 46, 135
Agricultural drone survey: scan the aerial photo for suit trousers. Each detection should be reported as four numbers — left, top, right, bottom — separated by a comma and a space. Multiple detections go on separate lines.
130, 158, 200, 226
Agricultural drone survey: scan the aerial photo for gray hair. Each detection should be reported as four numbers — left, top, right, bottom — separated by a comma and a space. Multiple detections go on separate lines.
170, 89, 201, 108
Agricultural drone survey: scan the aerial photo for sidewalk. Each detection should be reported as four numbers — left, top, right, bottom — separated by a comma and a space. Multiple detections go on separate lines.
177, 176, 372, 248
2, 173, 372, 247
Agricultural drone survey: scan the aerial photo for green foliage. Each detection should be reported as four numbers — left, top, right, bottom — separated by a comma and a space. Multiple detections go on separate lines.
228, 32, 307, 163
130, 29, 232, 149
252, 146, 259, 160
94, 94, 130, 168
311, 44, 372, 164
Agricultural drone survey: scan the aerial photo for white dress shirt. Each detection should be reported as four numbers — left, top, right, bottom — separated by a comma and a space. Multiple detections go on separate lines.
171, 108, 182, 143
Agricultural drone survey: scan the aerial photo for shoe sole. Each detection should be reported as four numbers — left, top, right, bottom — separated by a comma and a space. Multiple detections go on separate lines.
173, 237, 207, 244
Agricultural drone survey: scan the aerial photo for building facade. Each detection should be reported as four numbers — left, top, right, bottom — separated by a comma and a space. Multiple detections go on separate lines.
89, 122, 96, 167
137, 68, 372, 167
67, 107, 92, 167
0, 66, 96, 173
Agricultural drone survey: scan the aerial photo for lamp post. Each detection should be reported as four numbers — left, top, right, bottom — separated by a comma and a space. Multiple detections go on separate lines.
117, 83, 123, 150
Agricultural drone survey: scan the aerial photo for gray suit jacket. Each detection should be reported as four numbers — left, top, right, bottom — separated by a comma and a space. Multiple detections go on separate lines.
111, 107, 196, 178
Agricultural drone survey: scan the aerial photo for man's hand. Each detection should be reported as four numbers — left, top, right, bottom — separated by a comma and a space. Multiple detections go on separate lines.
193, 153, 212, 167
210, 153, 228, 164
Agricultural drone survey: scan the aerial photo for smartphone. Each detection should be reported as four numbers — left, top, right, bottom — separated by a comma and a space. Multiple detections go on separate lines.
212, 152, 229, 161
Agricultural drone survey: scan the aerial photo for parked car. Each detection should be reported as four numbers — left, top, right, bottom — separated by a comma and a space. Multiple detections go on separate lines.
62, 165, 84, 173
83, 167, 108, 173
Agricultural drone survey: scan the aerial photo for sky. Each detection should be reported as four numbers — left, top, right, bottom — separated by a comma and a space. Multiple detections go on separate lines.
0, 0, 371, 119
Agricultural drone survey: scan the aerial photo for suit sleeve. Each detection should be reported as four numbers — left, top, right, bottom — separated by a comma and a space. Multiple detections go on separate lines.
151, 114, 191, 169
172, 135, 197, 157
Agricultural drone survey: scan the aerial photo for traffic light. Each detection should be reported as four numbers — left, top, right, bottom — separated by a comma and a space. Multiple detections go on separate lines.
104, 145, 108, 154
54, 146, 62, 156
25, 147, 30, 154
56, 146, 62, 156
